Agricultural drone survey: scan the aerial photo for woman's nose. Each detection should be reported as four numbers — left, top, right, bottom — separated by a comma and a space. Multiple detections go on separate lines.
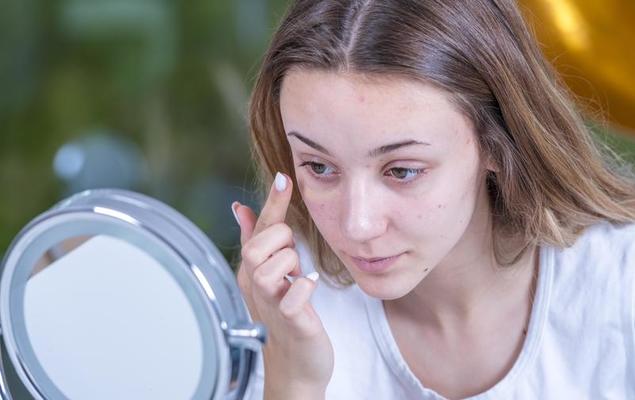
342, 180, 388, 243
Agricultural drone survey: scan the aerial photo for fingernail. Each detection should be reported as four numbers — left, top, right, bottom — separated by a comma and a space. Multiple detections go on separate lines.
306, 272, 319, 282
274, 172, 287, 192
231, 201, 241, 226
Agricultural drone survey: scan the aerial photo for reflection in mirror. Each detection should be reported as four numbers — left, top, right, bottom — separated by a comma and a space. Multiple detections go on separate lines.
31, 236, 91, 277
21, 235, 206, 400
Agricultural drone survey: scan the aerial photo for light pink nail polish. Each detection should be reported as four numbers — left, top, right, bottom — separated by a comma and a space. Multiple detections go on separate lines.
306, 272, 319, 282
274, 172, 287, 192
231, 202, 241, 226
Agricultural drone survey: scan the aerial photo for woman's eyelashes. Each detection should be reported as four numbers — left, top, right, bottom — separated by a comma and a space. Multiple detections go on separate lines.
299, 161, 336, 178
297, 161, 426, 185
388, 167, 427, 182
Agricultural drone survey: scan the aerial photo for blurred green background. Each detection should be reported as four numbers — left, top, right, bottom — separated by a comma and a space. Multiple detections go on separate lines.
1, 0, 634, 265
0, 0, 291, 262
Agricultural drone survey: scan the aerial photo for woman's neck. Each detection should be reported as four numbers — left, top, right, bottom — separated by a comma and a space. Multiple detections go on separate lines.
385, 226, 539, 334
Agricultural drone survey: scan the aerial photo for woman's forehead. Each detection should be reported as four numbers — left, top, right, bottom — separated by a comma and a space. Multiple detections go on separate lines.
280, 69, 476, 154
281, 68, 451, 103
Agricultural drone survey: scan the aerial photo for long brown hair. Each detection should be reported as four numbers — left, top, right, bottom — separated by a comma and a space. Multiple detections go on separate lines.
247, 0, 635, 285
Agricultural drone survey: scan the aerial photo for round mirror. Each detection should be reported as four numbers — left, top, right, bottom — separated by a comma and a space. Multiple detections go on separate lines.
0, 189, 264, 400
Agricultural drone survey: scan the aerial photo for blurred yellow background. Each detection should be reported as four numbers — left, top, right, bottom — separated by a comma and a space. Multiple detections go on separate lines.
521, 0, 635, 135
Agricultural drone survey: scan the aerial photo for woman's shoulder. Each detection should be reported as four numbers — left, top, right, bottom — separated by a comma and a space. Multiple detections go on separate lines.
536, 221, 635, 391
555, 220, 635, 267
545, 220, 634, 317
518, 222, 635, 400
578, 220, 635, 243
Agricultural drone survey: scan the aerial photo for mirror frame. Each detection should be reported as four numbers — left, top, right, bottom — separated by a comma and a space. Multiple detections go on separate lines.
0, 189, 265, 400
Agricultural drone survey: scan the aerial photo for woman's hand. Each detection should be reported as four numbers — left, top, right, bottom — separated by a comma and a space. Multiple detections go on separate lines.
233, 172, 334, 398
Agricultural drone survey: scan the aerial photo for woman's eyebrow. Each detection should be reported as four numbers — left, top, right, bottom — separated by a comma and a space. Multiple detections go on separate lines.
287, 131, 430, 158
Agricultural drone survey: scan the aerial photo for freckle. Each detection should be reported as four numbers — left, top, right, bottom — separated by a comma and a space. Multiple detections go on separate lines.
417, 214, 422, 219
437, 204, 443, 209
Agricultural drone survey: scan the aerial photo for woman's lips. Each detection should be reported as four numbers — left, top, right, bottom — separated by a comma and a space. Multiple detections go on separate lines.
349, 253, 404, 273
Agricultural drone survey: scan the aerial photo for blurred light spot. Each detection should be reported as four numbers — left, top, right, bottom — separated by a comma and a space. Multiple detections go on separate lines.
54, 144, 85, 180
52, 130, 146, 195
542, 0, 589, 52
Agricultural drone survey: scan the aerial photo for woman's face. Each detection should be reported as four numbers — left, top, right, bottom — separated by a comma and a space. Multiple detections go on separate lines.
280, 69, 492, 300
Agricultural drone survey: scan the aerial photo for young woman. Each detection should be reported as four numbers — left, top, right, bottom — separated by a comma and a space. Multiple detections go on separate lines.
231, 0, 635, 398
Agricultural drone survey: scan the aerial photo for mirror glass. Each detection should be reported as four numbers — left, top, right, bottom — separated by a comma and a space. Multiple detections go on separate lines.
11, 234, 214, 399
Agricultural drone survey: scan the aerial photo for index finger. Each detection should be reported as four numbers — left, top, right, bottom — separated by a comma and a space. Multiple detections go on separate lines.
252, 172, 293, 236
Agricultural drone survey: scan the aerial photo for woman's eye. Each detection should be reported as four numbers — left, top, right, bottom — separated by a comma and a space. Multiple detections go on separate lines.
386, 167, 426, 182
299, 161, 336, 178
298, 162, 425, 184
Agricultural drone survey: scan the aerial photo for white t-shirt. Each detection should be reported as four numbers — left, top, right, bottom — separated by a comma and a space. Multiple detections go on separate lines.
243, 222, 635, 399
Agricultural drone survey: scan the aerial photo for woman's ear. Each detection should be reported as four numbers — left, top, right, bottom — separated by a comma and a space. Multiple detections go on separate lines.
484, 153, 499, 173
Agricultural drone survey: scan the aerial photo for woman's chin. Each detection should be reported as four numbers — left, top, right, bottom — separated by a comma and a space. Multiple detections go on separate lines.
351, 272, 413, 300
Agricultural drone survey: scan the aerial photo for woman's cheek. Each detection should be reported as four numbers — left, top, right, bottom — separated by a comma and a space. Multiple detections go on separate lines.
395, 184, 461, 243
296, 178, 340, 232
400, 198, 441, 236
